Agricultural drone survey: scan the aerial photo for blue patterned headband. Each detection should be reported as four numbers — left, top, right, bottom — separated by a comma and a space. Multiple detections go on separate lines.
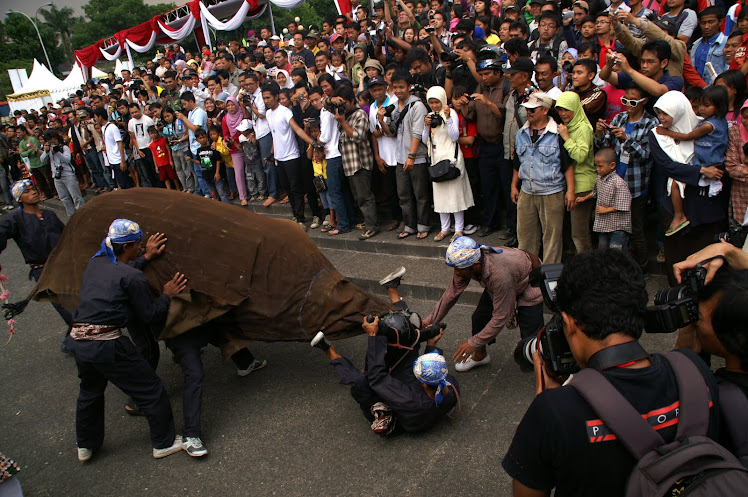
92, 219, 143, 264
445, 236, 502, 268
413, 352, 453, 406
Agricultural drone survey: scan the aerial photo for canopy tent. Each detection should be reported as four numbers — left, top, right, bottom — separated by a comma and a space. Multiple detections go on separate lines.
6, 60, 63, 113
74, 0, 306, 80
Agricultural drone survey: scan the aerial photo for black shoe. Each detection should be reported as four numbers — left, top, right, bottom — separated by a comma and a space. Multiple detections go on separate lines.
311, 331, 331, 351
379, 266, 406, 288
505, 237, 519, 248
478, 227, 493, 237
499, 227, 517, 238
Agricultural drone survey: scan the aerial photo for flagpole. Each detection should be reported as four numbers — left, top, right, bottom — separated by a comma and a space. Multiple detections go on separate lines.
268, 2, 277, 35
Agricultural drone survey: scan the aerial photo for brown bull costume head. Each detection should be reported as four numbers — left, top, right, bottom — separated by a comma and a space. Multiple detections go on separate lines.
31, 189, 394, 346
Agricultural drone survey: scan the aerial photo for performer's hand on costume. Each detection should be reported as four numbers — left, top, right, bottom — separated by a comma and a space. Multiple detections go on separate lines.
144, 232, 167, 260
363, 315, 379, 337
426, 328, 444, 347
163, 272, 187, 297
453, 339, 475, 363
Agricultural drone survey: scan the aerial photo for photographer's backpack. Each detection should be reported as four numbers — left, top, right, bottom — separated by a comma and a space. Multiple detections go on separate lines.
718, 380, 748, 468
571, 351, 748, 497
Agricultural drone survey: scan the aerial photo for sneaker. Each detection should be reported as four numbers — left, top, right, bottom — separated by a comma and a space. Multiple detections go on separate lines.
204, 194, 211, 199
298, 221, 308, 231
310, 216, 321, 229
153, 436, 183, 459
311, 331, 331, 351
463, 224, 478, 235
478, 227, 493, 237
181, 436, 208, 457
379, 266, 406, 288
237, 358, 267, 377
77, 447, 93, 462
454, 354, 491, 372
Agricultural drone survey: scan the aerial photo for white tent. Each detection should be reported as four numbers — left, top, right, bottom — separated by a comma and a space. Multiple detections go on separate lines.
91, 67, 107, 79
7, 59, 61, 113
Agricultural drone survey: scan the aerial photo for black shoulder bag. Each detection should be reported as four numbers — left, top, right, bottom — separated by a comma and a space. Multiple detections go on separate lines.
428, 138, 461, 183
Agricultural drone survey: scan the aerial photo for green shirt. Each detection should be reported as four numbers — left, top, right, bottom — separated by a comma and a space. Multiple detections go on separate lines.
18, 136, 42, 169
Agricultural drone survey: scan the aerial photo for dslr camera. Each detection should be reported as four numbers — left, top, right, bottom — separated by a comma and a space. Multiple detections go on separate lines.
383, 104, 396, 117
644, 266, 706, 334
715, 219, 748, 249
428, 112, 444, 128
519, 264, 581, 376
440, 51, 459, 63
410, 83, 427, 102
52, 145, 62, 154
562, 60, 574, 74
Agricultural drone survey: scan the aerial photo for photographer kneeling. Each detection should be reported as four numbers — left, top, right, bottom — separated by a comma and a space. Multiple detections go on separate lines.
503, 250, 722, 497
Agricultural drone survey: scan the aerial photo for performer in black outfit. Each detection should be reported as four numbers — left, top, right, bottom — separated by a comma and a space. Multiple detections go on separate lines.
63, 218, 187, 462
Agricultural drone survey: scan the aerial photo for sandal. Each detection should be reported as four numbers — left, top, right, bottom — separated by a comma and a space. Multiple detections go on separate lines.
398, 231, 412, 239
328, 228, 351, 236
416, 231, 429, 239
355, 223, 366, 230
387, 220, 402, 231
321, 224, 335, 232
434, 231, 450, 242
359, 229, 379, 240
665, 220, 690, 236
124, 401, 144, 416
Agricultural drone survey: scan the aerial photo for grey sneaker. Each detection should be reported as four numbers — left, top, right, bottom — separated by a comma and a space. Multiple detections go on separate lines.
77, 447, 93, 462
153, 435, 183, 459
311, 331, 331, 351
463, 224, 479, 235
310, 216, 321, 229
379, 266, 406, 288
237, 358, 267, 377
181, 436, 208, 457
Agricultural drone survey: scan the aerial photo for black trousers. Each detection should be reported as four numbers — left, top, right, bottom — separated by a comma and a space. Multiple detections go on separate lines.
471, 290, 544, 344
464, 156, 482, 226
380, 165, 403, 222
127, 317, 160, 371
166, 327, 254, 438
67, 336, 176, 450
277, 157, 306, 222
478, 142, 515, 231
30, 266, 73, 334
630, 195, 648, 271
301, 155, 324, 219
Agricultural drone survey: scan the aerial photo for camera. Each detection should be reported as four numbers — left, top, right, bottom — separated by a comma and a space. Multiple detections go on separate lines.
52, 145, 62, 154
428, 112, 444, 128
242, 93, 252, 104
336, 103, 347, 115
440, 51, 459, 63
369, 29, 377, 36
425, 26, 436, 33
715, 219, 748, 249
644, 266, 706, 334
383, 104, 396, 117
562, 10, 574, 20
519, 264, 581, 376
54, 166, 62, 180
410, 83, 427, 101
562, 61, 574, 74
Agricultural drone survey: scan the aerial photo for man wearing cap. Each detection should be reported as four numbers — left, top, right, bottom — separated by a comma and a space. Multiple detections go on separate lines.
64, 219, 187, 462
305, 30, 320, 55
424, 236, 544, 372
571, 1, 590, 42
0, 180, 74, 344
270, 35, 282, 51
511, 92, 575, 265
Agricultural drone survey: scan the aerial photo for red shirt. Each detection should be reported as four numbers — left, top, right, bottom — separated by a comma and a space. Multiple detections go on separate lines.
457, 112, 477, 159
602, 85, 625, 123
148, 137, 170, 167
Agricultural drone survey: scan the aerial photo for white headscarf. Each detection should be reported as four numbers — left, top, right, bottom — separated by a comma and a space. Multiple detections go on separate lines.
652, 90, 701, 164
426, 86, 449, 120
275, 69, 294, 89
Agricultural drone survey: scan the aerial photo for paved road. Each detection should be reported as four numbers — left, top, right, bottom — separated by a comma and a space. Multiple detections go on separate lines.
0, 214, 678, 497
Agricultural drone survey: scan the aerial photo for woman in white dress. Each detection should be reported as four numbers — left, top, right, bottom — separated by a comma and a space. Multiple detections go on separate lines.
422, 86, 474, 242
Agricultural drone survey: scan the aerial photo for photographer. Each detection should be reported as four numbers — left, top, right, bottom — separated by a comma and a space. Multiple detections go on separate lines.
40, 131, 85, 217
502, 250, 721, 497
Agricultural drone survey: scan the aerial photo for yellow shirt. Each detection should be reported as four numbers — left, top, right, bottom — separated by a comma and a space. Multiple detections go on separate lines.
309, 144, 327, 178
213, 136, 234, 167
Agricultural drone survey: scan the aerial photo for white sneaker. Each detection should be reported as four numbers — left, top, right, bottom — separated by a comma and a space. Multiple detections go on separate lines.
153, 435, 184, 459
310, 216, 321, 229
181, 436, 208, 457
237, 358, 267, 377
379, 266, 406, 288
454, 354, 491, 372
463, 224, 479, 235
77, 447, 93, 462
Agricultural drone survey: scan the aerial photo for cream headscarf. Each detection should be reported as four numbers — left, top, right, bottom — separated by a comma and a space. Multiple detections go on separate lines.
426, 86, 449, 120
653, 90, 701, 164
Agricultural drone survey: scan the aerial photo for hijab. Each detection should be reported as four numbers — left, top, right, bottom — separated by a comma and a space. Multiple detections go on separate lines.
555, 91, 593, 136
739, 98, 748, 145
426, 86, 449, 120
224, 96, 244, 135
276, 70, 294, 89
653, 90, 701, 163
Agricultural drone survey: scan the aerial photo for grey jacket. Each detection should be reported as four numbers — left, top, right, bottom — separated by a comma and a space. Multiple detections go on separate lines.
393, 96, 428, 165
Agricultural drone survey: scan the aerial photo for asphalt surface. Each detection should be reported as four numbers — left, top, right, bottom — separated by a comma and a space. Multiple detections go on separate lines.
0, 207, 678, 497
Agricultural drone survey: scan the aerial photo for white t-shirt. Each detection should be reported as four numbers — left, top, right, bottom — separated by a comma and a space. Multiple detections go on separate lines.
662, 9, 698, 39
251, 88, 270, 138
187, 107, 208, 155
369, 97, 398, 166
128, 115, 155, 150
266, 105, 300, 162
319, 108, 341, 160
103, 122, 123, 165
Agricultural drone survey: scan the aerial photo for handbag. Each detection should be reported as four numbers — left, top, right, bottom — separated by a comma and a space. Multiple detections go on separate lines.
428, 140, 460, 183
312, 174, 327, 193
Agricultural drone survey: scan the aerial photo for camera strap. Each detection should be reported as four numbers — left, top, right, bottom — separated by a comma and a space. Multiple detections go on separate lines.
587, 340, 649, 372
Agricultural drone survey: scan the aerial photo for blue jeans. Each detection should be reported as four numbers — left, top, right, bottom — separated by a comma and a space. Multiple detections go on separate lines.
189, 152, 209, 196
326, 156, 354, 231
202, 171, 230, 203
85, 149, 113, 189
597, 230, 628, 252
258, 133, 277, 199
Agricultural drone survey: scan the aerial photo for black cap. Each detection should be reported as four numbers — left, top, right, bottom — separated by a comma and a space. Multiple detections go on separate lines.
529, 0, 544, 5
368, 75, 387, 86
504, 4, 519, 10
504, 57, 534, 75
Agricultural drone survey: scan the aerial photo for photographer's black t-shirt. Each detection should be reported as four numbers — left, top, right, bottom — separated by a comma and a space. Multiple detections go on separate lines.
502, 350, 719, 497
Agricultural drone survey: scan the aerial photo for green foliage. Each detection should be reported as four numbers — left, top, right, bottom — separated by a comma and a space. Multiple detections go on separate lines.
0, 59, 34, 101
244, 0, 343, 37
0, 13, 65, 76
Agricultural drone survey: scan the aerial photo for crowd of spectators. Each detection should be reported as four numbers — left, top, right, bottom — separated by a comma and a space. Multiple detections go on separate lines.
1, 0, 748, 273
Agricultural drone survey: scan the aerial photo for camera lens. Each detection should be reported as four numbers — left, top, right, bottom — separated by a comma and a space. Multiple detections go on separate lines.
653, 286, 688, 305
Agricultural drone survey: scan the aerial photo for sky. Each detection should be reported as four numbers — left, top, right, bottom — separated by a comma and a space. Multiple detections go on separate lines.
2, 0, 171, 20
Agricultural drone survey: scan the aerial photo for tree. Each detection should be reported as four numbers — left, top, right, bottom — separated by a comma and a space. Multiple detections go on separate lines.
40, 4, 79, 63
0, 13, 65, 73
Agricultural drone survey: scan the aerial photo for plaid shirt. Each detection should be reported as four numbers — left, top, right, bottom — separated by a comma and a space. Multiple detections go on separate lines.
339, 108, 373, 177
591, 172, 632, 234
594, 110, 659, 199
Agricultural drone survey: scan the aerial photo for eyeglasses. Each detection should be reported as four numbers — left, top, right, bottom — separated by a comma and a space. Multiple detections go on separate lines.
621, 97, 646, 107
595, 19, 610, 24
539, 23, 558, 29
525, 107, 539, 114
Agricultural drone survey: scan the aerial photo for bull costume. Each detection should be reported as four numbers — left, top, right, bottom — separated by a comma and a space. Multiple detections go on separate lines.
0, 180, 73, 341
63, 219, 184, 462
312, 269, 460, 436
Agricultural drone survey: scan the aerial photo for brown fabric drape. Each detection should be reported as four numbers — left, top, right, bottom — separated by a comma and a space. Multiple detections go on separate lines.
32, 188, 393, 344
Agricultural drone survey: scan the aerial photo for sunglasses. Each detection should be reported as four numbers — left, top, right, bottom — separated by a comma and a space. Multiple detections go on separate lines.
525, 107, 540, 114
621, 97, 646, 107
